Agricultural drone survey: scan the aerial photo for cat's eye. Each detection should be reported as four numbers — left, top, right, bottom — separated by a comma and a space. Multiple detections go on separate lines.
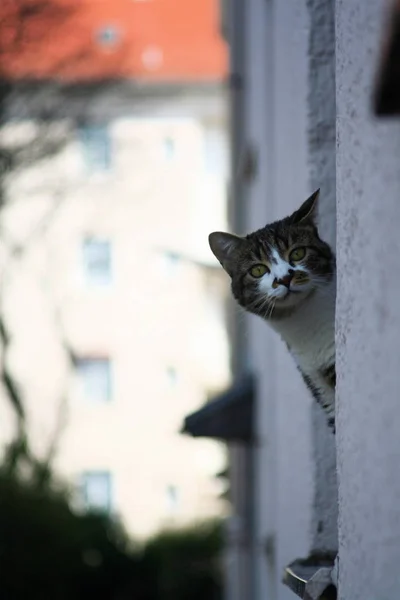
289, 247, 306, 262
250, 264, 269, 278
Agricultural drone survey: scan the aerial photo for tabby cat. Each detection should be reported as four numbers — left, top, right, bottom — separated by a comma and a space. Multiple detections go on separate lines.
209, 190, 336, 432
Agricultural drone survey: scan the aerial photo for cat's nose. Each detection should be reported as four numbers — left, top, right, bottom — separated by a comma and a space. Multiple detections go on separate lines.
275, 270, 294, 289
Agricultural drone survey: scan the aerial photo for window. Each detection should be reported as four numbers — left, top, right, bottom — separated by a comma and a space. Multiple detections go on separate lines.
160, 251, 180, 277
162, 137, 175, 160
165, 485, 179, 515
82, 238, 112, 286
96, 25, 121, 48
78, 124, 112, 172
82, 471, 112, 513
76, 358, 112, 402
203, 129, 227, 176
166, 367, 178, 387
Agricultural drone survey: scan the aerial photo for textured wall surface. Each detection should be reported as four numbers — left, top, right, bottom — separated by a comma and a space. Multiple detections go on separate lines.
306, 0, 338, 555
306, 0, 336, 250
336, 0, 400, 598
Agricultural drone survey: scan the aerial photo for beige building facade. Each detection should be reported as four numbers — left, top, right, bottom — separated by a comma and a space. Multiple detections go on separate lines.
0, 85, 230, 538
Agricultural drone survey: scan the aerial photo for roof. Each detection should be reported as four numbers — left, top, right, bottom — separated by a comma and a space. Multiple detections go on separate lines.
0, 0, 227, 83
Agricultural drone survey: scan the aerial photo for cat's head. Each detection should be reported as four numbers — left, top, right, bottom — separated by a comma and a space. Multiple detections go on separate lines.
209, 190, 334, 319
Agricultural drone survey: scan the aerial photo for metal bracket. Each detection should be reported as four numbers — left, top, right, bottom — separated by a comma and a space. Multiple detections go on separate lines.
283, 557, 337, 600
303, 568, 336, 600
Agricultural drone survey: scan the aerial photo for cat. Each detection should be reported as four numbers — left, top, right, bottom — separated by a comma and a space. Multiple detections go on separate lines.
209, 189, 336, 432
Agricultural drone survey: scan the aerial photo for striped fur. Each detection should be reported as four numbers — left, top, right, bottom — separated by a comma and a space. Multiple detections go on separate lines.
209, 190, 336, 432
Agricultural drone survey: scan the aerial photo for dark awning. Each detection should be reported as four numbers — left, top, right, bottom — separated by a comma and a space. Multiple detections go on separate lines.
181, 374, 254, 442
374, 0, 400, 115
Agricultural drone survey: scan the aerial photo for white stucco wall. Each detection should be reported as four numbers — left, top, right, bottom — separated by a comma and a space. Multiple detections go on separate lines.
336, 1, 400, 598
306, 0, 338, 555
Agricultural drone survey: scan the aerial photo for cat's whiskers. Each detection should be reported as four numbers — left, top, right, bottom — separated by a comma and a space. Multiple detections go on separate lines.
310, 279, 335, 298
248, 294, 273, 319
265, 298, 276, 319
254, 294, 276, 320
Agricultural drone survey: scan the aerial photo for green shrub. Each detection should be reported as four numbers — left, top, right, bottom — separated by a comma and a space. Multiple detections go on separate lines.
0, 463, 138, 600
0, 445, 224, 600
139, 520, 223, 600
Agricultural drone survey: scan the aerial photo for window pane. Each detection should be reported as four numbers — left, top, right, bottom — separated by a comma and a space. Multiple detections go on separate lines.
160, 251, 180, 277
78, 125, 112, 172
162, 137, 175, 160
77, 358, 112, 402
82, 239, 112, 286
203, 129, 227, 175
166, 367, 177, 387
166, 485, 179, 515
82, 471, 112, 513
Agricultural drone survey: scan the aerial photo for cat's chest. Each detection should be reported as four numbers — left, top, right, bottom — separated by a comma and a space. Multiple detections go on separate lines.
272, 290, 335, 370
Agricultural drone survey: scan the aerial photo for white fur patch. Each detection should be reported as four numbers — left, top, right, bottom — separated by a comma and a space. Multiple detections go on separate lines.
271, 279, 336, 411
258, 249, 312, 302
251, 245, 336, 421
255, 247, 336, 411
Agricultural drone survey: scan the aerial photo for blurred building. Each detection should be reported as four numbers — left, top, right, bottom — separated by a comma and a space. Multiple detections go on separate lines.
0, 0, 230, 538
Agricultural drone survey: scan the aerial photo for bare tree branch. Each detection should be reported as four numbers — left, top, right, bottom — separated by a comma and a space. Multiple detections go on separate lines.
0, 0, 83, 460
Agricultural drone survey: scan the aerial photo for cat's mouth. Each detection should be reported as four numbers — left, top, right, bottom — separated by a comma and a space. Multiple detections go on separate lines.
279, 287, 302, 297
274, 286, 310, 304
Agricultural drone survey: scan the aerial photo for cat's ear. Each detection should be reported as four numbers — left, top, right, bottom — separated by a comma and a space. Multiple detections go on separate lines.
209, 231, 244, 276
291, 189, 320, 224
